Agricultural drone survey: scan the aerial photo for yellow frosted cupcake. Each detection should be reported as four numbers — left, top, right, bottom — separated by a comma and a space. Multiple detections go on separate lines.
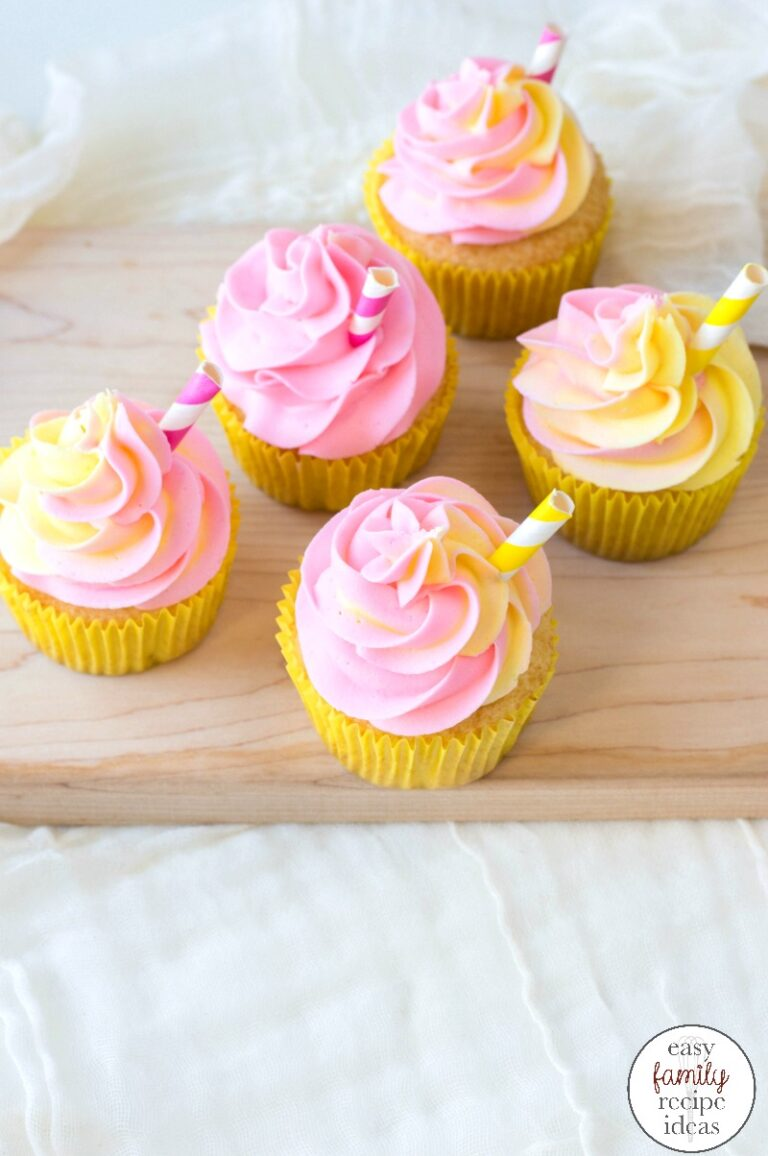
506, 269, 767, 561
364, 32, 611, 339
0, 385, 237, 674
277, 476, 567, 788
200, 223, 457, 511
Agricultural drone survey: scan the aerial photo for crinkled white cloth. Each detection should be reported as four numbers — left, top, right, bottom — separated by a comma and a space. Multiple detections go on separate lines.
1, 2, 768, 1154
2, 821, 768, 1155
0, 66, 82, 243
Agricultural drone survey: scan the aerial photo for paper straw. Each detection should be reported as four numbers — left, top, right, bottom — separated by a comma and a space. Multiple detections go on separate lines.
688, 263, 768, 375
489, 489, 575, 577
527, 23, 565, 84
160, 361, 222, 450
348, 267, 399, 347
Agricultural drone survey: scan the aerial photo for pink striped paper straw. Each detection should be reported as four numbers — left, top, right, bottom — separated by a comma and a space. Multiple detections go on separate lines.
527, 23, 565, 84
160, 361, 222, 450
348, 266, 400, 347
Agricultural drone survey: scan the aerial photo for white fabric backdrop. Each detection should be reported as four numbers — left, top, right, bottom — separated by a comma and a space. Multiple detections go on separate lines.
1, 2, 767, 1153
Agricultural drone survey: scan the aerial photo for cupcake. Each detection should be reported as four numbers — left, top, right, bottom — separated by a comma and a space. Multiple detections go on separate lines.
199, 223, 457, 511
364, 32, 611, 340
0, 386, 237, 674
277, 476, 562, 788
507, 273, 766, 561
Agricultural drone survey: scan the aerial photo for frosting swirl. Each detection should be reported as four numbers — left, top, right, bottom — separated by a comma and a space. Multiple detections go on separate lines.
515, 287, 762, 492
378, 56, 594, 245
0, 391, 231, 610
295, 476, 552, 736
200, 224, 446, 459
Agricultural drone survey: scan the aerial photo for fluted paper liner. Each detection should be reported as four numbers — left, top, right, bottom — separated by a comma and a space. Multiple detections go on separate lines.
276, 569, 558, 789
0, 460, 239, 674
212, 337, 458, 511
364, 140, 612, 340
506, 353, 765, 561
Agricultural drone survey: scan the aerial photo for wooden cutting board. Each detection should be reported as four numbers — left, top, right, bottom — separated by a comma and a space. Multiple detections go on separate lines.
1, 227, 766, 825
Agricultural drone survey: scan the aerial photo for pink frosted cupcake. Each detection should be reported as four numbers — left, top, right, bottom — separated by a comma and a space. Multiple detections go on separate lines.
0, 389, 237, 673
364, 38, 612, 338
506, 280, 765, 559
277, 476, 559, 788
200, 223, 458, 510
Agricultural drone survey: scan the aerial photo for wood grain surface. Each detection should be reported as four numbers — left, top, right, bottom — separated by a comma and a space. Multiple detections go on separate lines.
1, 227, 767, 824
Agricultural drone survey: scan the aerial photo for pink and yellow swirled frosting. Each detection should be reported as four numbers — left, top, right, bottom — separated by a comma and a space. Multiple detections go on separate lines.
295, 476, 552, 736
515, 286, 762, 492
0, 391, 231, 610
200, 224, 447, 459
377, 56, 595, 245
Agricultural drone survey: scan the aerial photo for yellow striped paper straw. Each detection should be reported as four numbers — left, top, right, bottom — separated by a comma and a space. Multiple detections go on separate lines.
688, 262, 768, 376
489, 490, 575, 577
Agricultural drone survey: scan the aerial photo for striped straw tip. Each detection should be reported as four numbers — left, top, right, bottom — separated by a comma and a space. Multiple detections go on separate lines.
744, 263, 768, 288
541, 22, 564, 41
528, 22, 566, 82
368, 266, 400, 292
198, 360, 222, 386
549, 489, 575, 517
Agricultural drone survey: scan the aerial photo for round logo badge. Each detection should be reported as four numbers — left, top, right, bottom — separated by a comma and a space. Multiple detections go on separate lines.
628, 1024, 755, 1152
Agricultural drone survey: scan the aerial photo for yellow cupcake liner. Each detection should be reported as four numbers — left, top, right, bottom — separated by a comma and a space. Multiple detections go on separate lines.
276, 569, 558, 789
505, 356, 765, 561
364, 139, 612, 341
0, 477, 239, 675
212, 337, 458, 511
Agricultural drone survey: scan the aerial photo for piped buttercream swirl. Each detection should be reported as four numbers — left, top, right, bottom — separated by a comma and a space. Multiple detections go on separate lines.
200, 224, 447, 459
0, 391, 231, 610
377, 56, 594, 245
515, 286, 762, 492
295, 476, 552, 736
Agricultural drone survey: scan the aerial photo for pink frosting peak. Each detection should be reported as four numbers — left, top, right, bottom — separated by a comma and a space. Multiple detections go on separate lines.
378, 56, 594, 245
200, 224, 447, 459
0, 391, 231, 610
515, 286, 762, 492
295, 477, 552, 736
